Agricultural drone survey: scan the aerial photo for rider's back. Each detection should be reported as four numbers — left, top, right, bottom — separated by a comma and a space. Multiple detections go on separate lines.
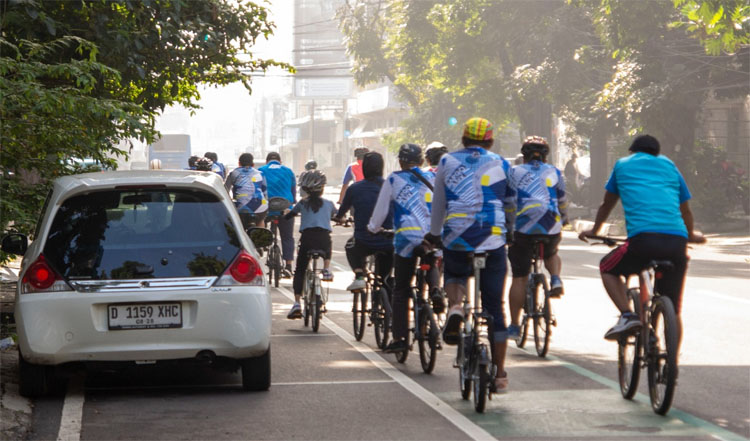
510, 161, 565, 235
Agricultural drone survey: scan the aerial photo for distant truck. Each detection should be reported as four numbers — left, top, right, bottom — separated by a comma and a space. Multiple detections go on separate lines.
149, 134, 191, 170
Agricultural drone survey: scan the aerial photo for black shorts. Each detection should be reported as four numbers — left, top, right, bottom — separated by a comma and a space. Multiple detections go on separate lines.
239, 212, 267, 230
508, 233, 561, 278
599, 232, 688, 312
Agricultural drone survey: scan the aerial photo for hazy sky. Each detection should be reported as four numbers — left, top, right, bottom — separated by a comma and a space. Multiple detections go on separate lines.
153, 1, 295, 165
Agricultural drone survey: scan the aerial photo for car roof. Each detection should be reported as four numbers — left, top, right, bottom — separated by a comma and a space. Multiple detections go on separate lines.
53, 170, 226, 195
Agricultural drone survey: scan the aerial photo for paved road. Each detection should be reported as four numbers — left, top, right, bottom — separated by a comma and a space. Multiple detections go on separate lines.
27, 226, 749, 441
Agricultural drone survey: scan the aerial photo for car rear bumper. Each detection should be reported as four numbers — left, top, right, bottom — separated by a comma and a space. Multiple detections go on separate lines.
15, 288, 271, 365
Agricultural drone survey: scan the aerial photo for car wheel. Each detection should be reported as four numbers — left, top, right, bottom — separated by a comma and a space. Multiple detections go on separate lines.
240, 348, 271, 391
18, 351, 51, 398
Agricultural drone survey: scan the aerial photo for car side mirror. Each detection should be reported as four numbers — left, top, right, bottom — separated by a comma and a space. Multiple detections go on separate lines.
1, 233, 28, 256
247, 227, 273, 249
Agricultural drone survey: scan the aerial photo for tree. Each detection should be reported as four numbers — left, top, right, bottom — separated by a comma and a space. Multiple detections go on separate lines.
0, 0, 290, 258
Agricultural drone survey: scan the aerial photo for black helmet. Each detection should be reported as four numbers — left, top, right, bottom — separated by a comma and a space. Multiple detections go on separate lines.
398, 143, 423, 165
425, 142, 448, 166
298, 169, 327, 194
305, 160, 318, 171
521, 136, 549, 160
195, 157, 214, 171
353, 147, 369, 160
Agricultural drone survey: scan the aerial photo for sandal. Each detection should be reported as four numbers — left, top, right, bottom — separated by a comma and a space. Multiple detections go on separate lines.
491, 375, 508, 394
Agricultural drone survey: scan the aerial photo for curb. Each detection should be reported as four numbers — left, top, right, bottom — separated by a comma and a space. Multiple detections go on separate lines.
0, 348, 32, 441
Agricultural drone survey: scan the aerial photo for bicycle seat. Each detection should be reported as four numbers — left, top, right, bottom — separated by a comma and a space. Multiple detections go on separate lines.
307, 249, 327, 259
648, 260, 674, 271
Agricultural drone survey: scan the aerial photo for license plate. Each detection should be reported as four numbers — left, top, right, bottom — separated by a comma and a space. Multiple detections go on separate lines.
108, 302, 182, 330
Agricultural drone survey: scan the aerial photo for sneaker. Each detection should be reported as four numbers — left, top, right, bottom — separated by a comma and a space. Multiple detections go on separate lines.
431, 289, 446, 314
491, 375, 509, 394
550, 275, 564, 298
604, 312, 642, 340
321, 268, 333, 281
347, 277, 366, 291
286, 303, 302, 320
281, 267, 293, 278
507, 324, 520, 339
384, 339, 408, 353
442, 307, 464, 346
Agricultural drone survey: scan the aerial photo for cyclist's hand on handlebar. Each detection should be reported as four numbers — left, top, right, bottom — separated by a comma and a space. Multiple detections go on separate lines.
578, 229, 596, 243
688, 231, 707, 244
423, 232, 442, 248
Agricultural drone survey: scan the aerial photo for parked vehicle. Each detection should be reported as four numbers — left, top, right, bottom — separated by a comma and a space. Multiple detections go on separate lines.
1, 170, 274, 397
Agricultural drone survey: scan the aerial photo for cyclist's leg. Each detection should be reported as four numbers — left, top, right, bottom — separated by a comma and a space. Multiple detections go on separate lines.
321, 231, 333, 281
390, 254, 417, 343
239, 212, 253, 231
441, 249, 470, 344
643, 234, 688, 344
278, 214, 295, 272
542, 234, 563, 296
507, 233, 533, 328
600, 237, 646, 339
374, 247, 394, 282
480, 246, 509, 385
345, 239, 368, 288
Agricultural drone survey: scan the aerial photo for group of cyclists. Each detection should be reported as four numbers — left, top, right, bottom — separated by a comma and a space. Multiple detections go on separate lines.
191, 116, 705, 396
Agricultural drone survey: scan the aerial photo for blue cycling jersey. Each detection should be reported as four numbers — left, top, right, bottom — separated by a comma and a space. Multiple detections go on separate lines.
509, 160, 567, 235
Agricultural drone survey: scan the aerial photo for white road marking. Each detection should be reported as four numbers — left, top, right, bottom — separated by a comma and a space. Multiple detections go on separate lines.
272, 379, 396, 386
277, 286, 495, 441
330, 261, 349, 272
57, 377, 85, 441
271, 333, 337, 337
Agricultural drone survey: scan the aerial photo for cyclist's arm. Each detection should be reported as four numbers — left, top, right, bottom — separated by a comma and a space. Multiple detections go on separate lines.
367, 179, 392, 233
557, 168, 569, 224
338, 165, 354, 204
582, 190, 619, 238
336, 186, 353, 219
429, 164, 447, 236
680, 201, 705, 243
503, 163, 517, 235
224, 171, 235, 194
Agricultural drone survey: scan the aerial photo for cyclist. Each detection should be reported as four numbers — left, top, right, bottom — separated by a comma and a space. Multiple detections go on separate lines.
579, 134, 705, 340
224, 153, 268, 229
338, 147, 369, 204
259, 152, 297, 278
284, 170, 337, 319
204, 152, 226, 179
424, 117, 516, 392
195, 157, 214, 172
424, 142, 448, 177
506, 136, 568, 339
334, 152, 394, 293
368, 144, 433, 354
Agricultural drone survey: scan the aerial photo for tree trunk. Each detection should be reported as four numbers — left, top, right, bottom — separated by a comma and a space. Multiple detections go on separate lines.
589, 123, 609, 208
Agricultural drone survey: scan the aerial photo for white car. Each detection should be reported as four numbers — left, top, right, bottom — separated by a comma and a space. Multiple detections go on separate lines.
1, 171, 273, 396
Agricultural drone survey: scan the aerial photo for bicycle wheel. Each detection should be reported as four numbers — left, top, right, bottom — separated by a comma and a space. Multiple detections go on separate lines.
312, 279, 322, 332
352, 285, 368, 341
373, 287, 392, 349
533, 275, 551, 357
303, 271, 312, 327
473, 345, 490, 413
618, 288, 642, 399
516, 280, 532, 348
458, 334, 471, 400
418, 303, 439, 374
271, 244, 281, 288
647, 296, 679, 415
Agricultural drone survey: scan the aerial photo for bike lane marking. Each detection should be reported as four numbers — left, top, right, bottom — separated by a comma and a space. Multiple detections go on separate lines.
276, 285, 495, 441
517, 348, 749, 441
56, 376, 85, 441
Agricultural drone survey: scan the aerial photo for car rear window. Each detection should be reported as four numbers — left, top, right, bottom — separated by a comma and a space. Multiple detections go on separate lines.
43, 189, 242, 280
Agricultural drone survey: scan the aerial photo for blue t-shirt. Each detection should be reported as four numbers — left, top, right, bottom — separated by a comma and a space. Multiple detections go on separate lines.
605, 152, 691, 238
290, 198, 337, 232
337, 178, 393, 249
259, 160, 296, 213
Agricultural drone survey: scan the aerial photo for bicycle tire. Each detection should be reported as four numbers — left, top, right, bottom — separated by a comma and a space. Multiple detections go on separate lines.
618, 288, 642, 399
312, 279, 322, 332
271, 244, 281, 288
648, 296, 679, 415
516, 279, 533, 348
418, 304, 440, 374
533, 275, 551, 357
373, 286, 392, 349
458, 334, 471, 400
473, 345, 489, 413
303, 271, 312, 327
352, 285, 368, 341
395, 332, 409, 364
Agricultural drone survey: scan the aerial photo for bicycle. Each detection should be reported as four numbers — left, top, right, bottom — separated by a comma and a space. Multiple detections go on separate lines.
591, 236, 682, 415
392, 247, 441, 374
455, 252, 494, 413
265, 197, 291, 288
302, 249, 328, 333
514, 238, 557, 357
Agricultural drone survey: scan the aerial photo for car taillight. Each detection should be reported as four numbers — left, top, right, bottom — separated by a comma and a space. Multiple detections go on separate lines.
215, 250, 265, 286
21, 255, 71, 293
